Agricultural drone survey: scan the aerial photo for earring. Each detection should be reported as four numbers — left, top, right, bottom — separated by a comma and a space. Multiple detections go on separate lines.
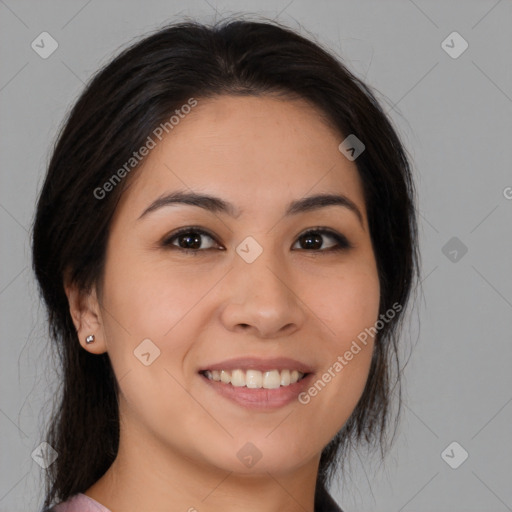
85, 334, 95, 344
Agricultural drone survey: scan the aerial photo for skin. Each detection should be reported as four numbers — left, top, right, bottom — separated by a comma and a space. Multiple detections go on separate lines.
65, 95, 380, 512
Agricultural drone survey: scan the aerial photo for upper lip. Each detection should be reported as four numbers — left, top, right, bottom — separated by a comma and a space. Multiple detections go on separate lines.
198, 356, 314, 374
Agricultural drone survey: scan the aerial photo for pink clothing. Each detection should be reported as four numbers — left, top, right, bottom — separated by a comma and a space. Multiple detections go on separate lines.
47, 483, 343, 511
53, 493, 111, 512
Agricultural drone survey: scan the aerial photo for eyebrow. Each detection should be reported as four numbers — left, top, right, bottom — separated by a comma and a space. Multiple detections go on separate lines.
138, 190, 364, 227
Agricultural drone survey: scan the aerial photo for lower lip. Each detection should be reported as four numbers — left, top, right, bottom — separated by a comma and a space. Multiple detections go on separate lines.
199, 372, 315, 410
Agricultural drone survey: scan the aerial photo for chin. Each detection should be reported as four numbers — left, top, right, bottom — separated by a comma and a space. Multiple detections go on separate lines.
196, 437, 317, 477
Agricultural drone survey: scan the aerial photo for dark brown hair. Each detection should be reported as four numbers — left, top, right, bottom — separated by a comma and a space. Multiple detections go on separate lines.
32, 17, 419, 509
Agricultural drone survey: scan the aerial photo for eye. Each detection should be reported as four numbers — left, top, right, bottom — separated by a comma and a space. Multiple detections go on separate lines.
161, 226, 352, 254
292, 228, 352, 252
161, 227, 222, 253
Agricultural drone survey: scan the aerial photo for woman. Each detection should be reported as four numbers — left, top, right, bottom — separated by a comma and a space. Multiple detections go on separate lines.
33, 17, 419, 512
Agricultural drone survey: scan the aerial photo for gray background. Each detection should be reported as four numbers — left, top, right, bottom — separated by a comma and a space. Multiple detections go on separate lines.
1, 1, 511, 511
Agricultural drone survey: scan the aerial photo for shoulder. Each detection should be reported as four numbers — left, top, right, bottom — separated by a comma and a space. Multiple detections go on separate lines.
39, 492, 111, 512
315, 482, 345, 512
42, 487, 343, 512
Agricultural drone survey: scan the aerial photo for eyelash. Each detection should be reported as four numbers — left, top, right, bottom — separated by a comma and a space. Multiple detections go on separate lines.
161, 225, 353, 255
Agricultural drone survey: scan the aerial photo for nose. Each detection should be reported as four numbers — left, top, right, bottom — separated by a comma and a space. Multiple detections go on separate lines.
219, 245, 305, 339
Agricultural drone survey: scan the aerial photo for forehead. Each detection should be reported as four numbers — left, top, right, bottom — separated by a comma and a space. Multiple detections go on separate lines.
113, 95, 366, 223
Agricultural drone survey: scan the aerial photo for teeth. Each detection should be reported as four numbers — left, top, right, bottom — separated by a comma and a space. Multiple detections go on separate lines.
231, 369, 245, 387
246, 369, 263, 388
203, 368, 305, 388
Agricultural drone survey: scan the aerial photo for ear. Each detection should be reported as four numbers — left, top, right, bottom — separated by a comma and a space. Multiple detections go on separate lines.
64, 277, 107, 355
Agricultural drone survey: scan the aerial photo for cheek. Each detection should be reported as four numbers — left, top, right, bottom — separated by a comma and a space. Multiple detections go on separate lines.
296, 262, 380, 421
305, 263, 381, 342
98, 256, 205, 434
102, 253, 212, 337
99, 254, 223, 399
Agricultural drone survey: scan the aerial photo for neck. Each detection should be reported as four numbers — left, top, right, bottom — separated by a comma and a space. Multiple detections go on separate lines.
85, 420, 321, 512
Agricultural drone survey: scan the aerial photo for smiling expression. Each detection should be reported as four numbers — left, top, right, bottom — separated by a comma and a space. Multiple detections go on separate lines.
81, 94, 380, 476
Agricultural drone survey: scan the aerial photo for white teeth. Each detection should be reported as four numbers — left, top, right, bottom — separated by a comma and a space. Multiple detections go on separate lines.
203, 368, 306, 388
231, 369, 245, 387
280, 369, 291, 386
246, 369, 263, 388
264, 370, 282, 389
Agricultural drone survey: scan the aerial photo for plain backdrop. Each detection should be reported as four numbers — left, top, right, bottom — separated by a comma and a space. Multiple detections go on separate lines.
1, 1, 511, 511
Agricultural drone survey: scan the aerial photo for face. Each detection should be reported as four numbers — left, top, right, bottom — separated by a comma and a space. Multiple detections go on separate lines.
72, 95, 380, 478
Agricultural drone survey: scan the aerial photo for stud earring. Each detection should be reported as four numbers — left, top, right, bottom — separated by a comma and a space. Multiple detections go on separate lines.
85, 334, 95, 344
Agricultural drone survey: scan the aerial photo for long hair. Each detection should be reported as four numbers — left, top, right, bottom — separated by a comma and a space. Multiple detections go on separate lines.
31, 17, 419, 508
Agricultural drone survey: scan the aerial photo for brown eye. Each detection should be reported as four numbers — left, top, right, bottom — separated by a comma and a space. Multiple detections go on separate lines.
293, 229, 352, 252
162, 227, 221, 252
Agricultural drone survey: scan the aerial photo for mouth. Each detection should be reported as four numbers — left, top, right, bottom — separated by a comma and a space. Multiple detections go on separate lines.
197, 357, 315, 410
199, 368, 309, 389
